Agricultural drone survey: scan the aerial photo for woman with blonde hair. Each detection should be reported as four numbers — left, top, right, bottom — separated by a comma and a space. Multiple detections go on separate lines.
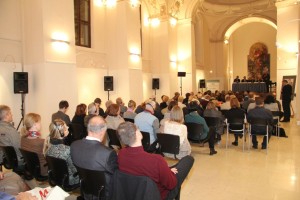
20, 113, 47, 176
162, 105, 191, 159
44, 119, 79, 185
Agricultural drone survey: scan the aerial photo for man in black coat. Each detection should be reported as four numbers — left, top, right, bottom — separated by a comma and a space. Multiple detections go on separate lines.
280, 80, 293, 122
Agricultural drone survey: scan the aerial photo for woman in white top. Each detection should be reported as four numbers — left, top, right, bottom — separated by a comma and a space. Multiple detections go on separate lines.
163, 105, 191, 159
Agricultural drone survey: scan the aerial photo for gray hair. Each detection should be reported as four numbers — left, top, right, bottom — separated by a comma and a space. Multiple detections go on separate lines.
117, 122, 137, 146
87, 116, 107, 134
0, 105, 10, 121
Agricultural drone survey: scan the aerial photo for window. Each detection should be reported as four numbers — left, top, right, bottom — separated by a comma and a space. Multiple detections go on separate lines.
74, 0, 91, 47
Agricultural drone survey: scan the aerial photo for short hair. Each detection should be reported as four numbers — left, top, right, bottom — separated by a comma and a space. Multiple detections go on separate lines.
59, 100, 69, 109
106, 104, 120, 116
116, 97, 123, 105
249, 92, 255, 98
88, 103, 97, 115
206, 101, 216, 110
94, 98, 101, 104
117, 122, 137, 146
49, 119, 66, 139
170, 105, 183, 123
21, 113, 41, 136
264, 95, 275, 104
0, 105, 10, 121
128, 100, 136, 108
87, 116, 107, 134
105, 100, 113, 109
230, 97, 240, 108
188, 101, 199, 111
162, 95, 169, 102
75, 103, 87, 115
168, 101, 178, 111
255, 97, 264, 106
178, 96, 184, 103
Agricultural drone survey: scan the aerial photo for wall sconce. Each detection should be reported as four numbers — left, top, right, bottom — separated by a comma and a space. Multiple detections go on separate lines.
129, 0, 140, 7
129, 47, 140, 62
51, 32, 70, 52
149, 17, 160, 27
169, 16, 177, 27
94, 0, 116, 7
224, 38, 229, 44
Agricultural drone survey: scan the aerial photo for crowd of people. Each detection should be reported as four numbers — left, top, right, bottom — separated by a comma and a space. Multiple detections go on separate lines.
0, 79, 293, 199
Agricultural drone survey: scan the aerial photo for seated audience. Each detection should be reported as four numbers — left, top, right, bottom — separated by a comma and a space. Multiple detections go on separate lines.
135, 101, 146, 114
247, 97, 273, 149
44, 119, 79, 185
117, 122, 194, 200
163, 106, 191, 159
242, 92, 255, 111
177, 96, 186, 109
220, 95, 231, 110
94, 98, 105, 117
183, 93, 190, 106
71, 103, 87, 128
71, 116, 118, 199
134, 100, 159, 150
225, 98, 246, 146
0, 105, 24, 166
20, 113, 47, 176
105, 104, 125, 130
0, 171, 29, 196
123, 100, 137, 120
116, 97, 127, 117
185, 101, 217, 155
51, 100, 71, 125
84, 103, 98, 128
264, 94, 279, 112
160, 95, 169, 110
172, 92, 180, 101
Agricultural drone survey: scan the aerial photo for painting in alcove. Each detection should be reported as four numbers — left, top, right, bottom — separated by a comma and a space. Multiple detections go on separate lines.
247, 42, 270, 81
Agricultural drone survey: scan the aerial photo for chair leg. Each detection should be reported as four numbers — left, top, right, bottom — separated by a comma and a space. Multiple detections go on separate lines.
226, 128, 229, 149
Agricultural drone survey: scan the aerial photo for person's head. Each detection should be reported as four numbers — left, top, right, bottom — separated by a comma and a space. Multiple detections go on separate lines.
94, 98, 102, 108
188, 101, 199, 112
87, 103, 98, 115
59, 100, 69, 111
178, 96, 184, 103
264, 94, 275, 104
106, 103, 120, 116
145, 100, 156, 114
105, 100, 113, 109
49, 119, 69, 139
170, 105, 184, 123
230, 97, 240, 108
168, 101, 178, 111
117, 122, 142, 147
206, 101, 216, 110
255, 97, 264, 107
75, 103, 87, 115
87, 116, 107, 141
249, 92, 255, 99
162, 95, 169, 103
21, 113, 41, 137
116, 97, 123, 106
282, 79, 288, 86
128, 100, 136, 109
225, 95, 230, 102
0, 105, 13, 122
185, 93, 191, 98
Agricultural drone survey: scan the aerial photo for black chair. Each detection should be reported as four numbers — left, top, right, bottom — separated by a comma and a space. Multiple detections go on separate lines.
204, 116, 221, 144
185, 123, 204, 143
111, 170, 160, 200
75, 166, 106, 200
157, 133, 180, 159
225, 117, 246, 151
69, 123, 85, 141
107, 129, 122, 150
46, 156, 79, 191
140, 131, 151, 152
271, 111, 281, 138
1, 146, 24, 175
124, 118, 134, 123
248, 118, 269, 153
19, 149, 48, 181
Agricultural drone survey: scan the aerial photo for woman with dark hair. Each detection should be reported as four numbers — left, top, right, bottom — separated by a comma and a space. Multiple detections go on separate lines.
105, 103, 125, 130
264, 94, 279, 111
71, 103, 87, 127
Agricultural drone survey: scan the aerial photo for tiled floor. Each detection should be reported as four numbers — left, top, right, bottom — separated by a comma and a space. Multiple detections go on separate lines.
180, 119, 300, 200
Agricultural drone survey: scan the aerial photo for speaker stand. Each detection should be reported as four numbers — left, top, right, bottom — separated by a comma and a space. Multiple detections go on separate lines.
17, 93, 25, 130
180, 77, 183, 96
107, 90, 110, 101
154, 89, 157, 98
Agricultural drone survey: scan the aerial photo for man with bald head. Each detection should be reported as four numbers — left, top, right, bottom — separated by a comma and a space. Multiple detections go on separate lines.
71, 116, 118, 199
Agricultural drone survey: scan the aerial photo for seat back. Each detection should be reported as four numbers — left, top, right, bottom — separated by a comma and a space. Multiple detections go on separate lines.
227, 117, 245, 133
107, 129, 122, 150
248, 118, 269, 135
204, 117, 219, 127
1, 146, 18, 170
157, 133, 180, 159
19, 148, 47, 181
140, 131, 150, 152
220, 110, 229, 118
69, 123, 85, 141
111, 170, 160, 200
75, 166, 106, 199
46, 156, 69, 187
185, 123, 204, 142
124, 118, 134, 123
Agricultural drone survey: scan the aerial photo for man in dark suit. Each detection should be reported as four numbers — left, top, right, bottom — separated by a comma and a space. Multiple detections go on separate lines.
247, 98, 273, 149
51, 100, 71, 125
280, 80, 293, 122
234, 76, 240, 83
71, 116, 118, 199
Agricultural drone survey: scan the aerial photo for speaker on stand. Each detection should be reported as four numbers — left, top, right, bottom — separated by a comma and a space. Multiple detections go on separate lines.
13, 72, 28, 130
152, 78, 159, 98
199, 79, 206, 92
104, 76, 113, 100
178, 72, 186, 95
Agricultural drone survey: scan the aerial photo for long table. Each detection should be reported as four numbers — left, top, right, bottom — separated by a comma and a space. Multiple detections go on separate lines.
232, 82, 267, 93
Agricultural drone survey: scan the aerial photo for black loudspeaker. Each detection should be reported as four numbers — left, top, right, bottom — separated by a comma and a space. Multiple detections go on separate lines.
152, 78, 159, 90
104, 76, 114, 91
13, 72, 28, 94
178, 72, 186, 77
199, 79, 206, 88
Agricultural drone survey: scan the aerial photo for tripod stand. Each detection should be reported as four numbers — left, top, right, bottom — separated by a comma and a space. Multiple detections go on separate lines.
17, 94, 25, 130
